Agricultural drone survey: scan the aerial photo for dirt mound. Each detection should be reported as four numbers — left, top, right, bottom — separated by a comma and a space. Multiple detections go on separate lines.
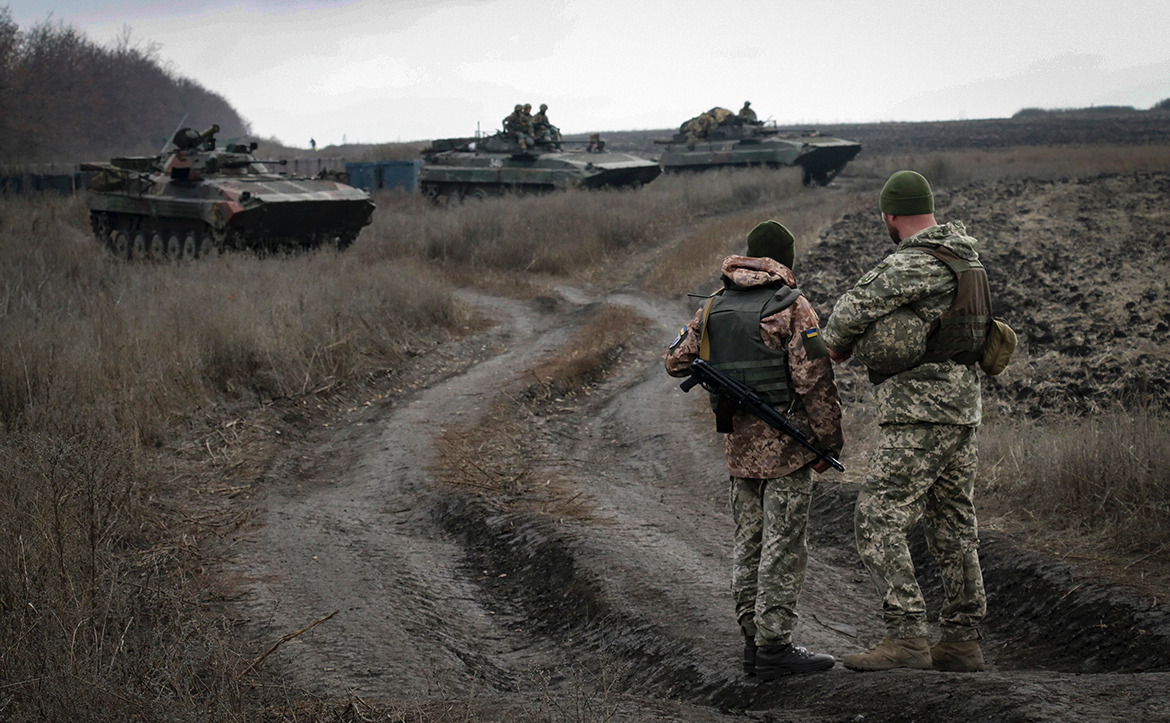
801, 171, 1170, 417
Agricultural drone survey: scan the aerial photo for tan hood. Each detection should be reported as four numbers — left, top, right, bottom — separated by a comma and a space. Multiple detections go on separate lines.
721, 254, 797, 289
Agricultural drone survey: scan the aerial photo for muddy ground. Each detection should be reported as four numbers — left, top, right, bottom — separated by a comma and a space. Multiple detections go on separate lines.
229, 170, 1170, 721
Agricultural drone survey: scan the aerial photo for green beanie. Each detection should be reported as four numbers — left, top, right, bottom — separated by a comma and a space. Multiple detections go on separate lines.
746, 220, 795, 269
880, 170, 934, 215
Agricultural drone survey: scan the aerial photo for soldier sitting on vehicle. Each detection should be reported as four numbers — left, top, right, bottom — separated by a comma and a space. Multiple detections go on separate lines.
502, 104, 532, 150
533, 103, 562, 147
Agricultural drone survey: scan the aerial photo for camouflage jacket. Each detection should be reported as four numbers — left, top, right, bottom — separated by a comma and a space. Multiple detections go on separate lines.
665, 255, 844, 479
822, 222, 982, 426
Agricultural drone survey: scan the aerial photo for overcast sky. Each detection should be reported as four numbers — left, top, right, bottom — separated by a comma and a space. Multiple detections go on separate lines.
8, 0, 1170, 148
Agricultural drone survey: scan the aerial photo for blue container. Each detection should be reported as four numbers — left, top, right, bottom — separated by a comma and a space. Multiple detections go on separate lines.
344, 160, 420, 193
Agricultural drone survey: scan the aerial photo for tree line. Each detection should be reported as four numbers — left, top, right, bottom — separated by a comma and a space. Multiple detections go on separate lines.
0, 7, 250, 166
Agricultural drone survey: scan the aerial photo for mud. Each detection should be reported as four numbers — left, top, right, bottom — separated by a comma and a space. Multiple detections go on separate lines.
233, 172, 1170, 721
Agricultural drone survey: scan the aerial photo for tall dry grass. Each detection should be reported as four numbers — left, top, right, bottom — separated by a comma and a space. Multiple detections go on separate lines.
0, 194, 460, 719
980, 408, 1170, 553
362, 166, 807, 276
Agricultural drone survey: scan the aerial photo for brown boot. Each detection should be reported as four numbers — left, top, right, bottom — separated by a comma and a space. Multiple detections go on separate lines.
931, 641, 985, 672
843, 636, 932, 671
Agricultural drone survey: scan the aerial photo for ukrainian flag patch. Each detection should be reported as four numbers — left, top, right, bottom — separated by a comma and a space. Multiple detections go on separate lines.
801, 327, 829, 359
669, 325, 688, 349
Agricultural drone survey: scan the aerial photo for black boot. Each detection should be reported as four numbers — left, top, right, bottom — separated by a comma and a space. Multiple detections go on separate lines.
743, 634, 758, 676
756, 643, 835, 680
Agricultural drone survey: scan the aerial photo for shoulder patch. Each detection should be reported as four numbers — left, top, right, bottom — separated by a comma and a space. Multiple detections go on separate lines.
669, 325, 688, 349
801, 327, 829, 360
858, 263, 889, 286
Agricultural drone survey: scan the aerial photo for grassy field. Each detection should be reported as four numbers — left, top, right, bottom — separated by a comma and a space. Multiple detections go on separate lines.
1, 145, 1167, 719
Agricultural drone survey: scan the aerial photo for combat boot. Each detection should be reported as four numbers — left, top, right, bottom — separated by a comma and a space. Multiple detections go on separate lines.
743, 634, 757, 676
931, 640, 985, 672
755, 643, 835, 680
843, 637, 932, 671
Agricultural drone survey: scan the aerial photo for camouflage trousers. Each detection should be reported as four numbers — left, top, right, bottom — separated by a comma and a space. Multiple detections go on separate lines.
729, 466, 813, 645
855, 423, 986, 642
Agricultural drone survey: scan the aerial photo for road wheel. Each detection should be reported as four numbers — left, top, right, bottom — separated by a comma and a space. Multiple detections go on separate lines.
165, 233, 181, 261
149, 233, 165, 260
111, 231, 130, 260
198, 233, 217, 258
131, 232, 147, 260
181, 233, 198, 261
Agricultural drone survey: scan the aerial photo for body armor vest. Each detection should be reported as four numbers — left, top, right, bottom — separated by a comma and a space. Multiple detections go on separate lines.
913, 244, 993, 365
698, 283, 801, 411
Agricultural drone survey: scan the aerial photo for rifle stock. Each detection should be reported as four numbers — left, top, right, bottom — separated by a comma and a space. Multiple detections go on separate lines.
680, 358, 844, 473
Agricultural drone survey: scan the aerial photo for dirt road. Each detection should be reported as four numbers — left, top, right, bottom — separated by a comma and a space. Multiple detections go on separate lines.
234, 176, 1170, 721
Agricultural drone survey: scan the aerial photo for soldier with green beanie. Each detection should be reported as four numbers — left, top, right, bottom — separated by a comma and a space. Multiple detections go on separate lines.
665, 220, 844, 680
822, 170, 993, 673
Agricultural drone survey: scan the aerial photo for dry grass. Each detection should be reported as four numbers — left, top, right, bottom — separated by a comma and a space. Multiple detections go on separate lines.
980, 407, 1170, 553
0, 194, 462, 719
434, 302, 651, 522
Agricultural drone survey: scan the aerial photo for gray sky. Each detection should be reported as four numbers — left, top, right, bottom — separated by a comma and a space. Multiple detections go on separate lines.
8, 0, 1170, 148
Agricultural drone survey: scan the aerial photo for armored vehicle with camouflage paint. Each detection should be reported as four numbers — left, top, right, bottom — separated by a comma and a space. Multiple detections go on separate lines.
656, 107, 862, 185
82, 125, 375, 260
418, 130, 661, 202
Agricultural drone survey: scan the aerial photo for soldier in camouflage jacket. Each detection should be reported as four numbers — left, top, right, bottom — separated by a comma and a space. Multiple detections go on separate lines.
823, 170, 989, 673
665, 221, 843, 679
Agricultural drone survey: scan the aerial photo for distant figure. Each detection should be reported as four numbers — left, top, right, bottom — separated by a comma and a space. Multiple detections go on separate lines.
503, 104, 531, 149
739, 101, 758, 123
310, 137, 317, 151
533, 103, 561, 146
586, 133, 605, 153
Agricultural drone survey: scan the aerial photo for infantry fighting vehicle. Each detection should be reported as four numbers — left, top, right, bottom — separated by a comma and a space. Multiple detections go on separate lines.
418, 130, 661, 202
656, 107, 862, 185
82, 125, 375, 259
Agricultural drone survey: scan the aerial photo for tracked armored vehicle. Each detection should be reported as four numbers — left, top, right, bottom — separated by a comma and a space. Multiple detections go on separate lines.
83, 125, 375, 260
418, 130, 660, 202
656, 107, 862, 185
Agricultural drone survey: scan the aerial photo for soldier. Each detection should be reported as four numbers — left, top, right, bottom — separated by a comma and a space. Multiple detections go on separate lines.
503, 104, 522, 133
665, 221, 844, 680
532, 103, 559, 144
739, 101, 758, 123
822, 170, 991, 673
521, 103, 535, 136
502, 104, 530, 150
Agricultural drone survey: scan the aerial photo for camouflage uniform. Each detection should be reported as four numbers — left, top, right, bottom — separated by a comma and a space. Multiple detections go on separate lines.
666, 255, 843, 645
822, 221, 987, 642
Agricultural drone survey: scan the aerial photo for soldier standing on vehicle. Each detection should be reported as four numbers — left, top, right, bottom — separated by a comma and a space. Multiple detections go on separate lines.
739, 101, 758, 123
665, 221, 844, 680
822, 170, 990, 673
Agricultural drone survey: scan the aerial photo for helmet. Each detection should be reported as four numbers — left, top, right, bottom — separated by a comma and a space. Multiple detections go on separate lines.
540, 104, 548, 111
853, 306, 928, 376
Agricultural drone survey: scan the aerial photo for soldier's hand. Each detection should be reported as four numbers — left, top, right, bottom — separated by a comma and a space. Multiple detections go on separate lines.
828, 347, 852, 363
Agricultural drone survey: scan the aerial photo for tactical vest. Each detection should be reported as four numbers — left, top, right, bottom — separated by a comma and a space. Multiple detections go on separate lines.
912, 244, 993, 365
697, 282, 801, 413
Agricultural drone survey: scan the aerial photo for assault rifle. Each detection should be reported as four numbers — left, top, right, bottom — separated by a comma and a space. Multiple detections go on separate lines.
679, 358, 845, 473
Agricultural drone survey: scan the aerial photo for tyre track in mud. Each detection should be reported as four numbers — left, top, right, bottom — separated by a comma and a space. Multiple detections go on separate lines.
234, 291, 583, 701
